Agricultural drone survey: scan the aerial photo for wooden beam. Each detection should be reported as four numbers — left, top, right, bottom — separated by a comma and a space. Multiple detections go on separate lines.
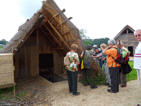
54, 48, 64, 50
67, 40, 76, 43
40, 28, 57, 47
57, 17, 72, 27
62, 30, 71, 36
40, 26, 65, 55
47, 20, 71, 51
36, 28, 39, 74
43, 23, 68, 52
51, 9, 66, 20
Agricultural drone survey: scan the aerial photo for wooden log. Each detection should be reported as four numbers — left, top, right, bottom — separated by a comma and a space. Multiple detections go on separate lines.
47, 20, 71, 51
51, 9, 66, 20
57, 17, 72, 27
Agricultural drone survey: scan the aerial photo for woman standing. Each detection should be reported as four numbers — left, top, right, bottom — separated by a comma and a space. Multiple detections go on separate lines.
134, 29, 141, 85
103, 39, 121, 93
65, 44, 80, 96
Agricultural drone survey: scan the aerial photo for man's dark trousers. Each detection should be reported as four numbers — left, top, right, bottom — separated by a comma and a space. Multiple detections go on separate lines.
82, 68, 95, 87
109, 67, 120, 92
66, 69, 77, 94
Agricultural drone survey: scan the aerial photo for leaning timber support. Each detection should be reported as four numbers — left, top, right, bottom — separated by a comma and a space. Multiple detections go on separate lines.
57, 17, 72, 27
51, 9, 66, 20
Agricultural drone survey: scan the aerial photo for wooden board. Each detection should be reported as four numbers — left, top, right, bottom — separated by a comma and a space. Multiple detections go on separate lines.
0, 53, 15, 89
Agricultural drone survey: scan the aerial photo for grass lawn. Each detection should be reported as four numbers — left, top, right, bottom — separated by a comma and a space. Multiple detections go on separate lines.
126, 61, 137, 81
0, 46, 3, 51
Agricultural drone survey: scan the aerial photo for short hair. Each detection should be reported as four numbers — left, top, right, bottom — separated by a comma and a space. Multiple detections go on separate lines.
108, 39, 116, 45
134, 29, 141, 35
71, 44, 78, 50
100, 43, 107, 49
87, 45, 92, 50
117, 41, 123, 45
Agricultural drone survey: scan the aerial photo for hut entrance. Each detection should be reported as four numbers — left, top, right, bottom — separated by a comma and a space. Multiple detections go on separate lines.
128, 46, 133, 56
39, 54, 55, 82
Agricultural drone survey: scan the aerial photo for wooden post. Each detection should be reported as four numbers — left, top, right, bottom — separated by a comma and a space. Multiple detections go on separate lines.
36, 28, 39, 75
12, 46, 16, 98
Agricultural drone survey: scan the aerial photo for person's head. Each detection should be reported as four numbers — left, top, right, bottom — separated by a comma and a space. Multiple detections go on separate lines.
93, 45, 97, 49
134, 29, 141, 42
94, 47, 99, 53
117, 41, 123, 48
87, 45, 92, 50
100, 43, 107, 50
108, 39, 116, 47
71, 44, 78, 52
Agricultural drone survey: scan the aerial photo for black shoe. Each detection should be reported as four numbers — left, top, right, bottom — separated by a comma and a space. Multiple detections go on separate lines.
104, 83, 109, 85
108, 85, 111, 87
83, 84, 88, 86
107, 89, 117, 93
91, 85, 97, 89
73, 92, 80, 96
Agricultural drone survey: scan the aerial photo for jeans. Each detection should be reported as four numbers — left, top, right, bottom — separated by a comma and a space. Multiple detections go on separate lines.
66, 69, 78, 94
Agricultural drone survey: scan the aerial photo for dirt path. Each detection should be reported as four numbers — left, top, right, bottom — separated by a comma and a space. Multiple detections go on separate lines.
29, 76, 140, 106
14, 77, 141, 106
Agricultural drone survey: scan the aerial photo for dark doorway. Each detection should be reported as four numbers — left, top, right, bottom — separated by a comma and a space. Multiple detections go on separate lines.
128, 46, 133, 56
39, 54, 54, 82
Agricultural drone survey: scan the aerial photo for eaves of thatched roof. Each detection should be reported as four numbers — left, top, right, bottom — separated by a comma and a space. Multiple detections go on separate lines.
114, 25, 135, 40
1, 0, 86, 55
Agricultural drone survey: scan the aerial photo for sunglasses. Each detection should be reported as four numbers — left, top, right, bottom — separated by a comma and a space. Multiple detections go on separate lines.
135, 34, 141, 37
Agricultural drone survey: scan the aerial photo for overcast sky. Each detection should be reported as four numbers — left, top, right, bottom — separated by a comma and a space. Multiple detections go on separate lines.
1, 0, 141, 41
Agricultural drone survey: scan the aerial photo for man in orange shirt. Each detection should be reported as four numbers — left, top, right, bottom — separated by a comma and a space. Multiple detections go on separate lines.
103, 39, 121, 93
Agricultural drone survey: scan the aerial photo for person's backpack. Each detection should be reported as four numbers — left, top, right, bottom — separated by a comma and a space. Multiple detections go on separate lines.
111, 47, 129, 64
83, 51, 92, 69
64, 55, 70, 66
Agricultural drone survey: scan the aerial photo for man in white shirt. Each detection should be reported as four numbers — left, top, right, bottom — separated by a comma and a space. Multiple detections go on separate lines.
134, 29, 141, 85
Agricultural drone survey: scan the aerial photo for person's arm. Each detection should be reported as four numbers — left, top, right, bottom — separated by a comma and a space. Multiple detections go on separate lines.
80, 51, 84, 58
93, 53, 102, 58
75, 54, 80, 65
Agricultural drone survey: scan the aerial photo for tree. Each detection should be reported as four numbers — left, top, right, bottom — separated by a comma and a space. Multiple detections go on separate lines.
0, 39, 8, 45
79, 29, 92, 46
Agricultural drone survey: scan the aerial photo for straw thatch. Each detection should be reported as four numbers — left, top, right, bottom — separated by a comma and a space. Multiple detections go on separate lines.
1, 0, 85, 55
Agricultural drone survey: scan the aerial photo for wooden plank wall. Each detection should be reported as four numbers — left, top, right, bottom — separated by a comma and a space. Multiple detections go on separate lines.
14, 29, 64, 80
115, 33, 138, 55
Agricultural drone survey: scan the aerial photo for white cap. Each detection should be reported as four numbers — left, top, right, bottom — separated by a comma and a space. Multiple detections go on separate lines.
93, 45, 97, 47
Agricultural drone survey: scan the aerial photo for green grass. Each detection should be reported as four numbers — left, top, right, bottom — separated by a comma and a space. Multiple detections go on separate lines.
126, 61, 137, 81
79, 61, 137, 85
0, 46, 3, 51
0, 86, 27, 100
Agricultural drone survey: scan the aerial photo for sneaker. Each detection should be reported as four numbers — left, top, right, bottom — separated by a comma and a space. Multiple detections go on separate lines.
107, 89, 117, 93
108, 85, 111, 87
73, 92, 80, 96
83, 84, 88, 87
104, 83, 109, 85
91, 85, 97, 89
121, 85, 126, 87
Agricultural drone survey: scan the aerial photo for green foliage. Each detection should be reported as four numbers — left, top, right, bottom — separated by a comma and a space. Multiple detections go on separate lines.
0, 46, 3, 51
0, 86, 27, 100
0, 39, 8, 45
79, 28, 110, 47
126, 61, 137, 81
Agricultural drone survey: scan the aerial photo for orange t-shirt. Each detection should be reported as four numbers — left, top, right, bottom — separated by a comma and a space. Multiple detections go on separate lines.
105, 45, 121, 67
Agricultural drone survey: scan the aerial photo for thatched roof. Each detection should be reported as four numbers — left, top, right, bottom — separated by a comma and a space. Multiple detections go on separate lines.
114, 25, 135, 40
0, 0, 86, 55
